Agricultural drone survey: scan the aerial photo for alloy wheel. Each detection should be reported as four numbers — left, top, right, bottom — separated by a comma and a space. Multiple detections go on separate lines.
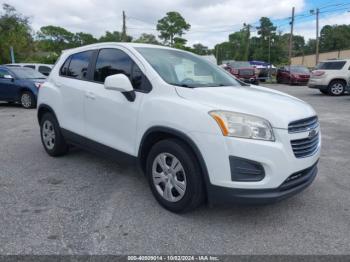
331, 83, 344, 95
21, 93, 32, 108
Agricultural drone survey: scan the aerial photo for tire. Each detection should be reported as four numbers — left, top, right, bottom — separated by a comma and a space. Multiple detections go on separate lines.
328, 80, 346, 96
146, 139, 205, 213
40, 113, 69, 157
319, 89, 329, 95
276, 77, 282, 84
20, 91, 36, 109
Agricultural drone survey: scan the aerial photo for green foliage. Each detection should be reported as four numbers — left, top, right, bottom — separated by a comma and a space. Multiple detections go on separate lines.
320, 24, 350, 52
156, 11, 190, 46
192, 43, 210, 55
98, 30, 132, 42
134, 33, 160, 44
37, 25, 75, 52
0, 4, 33, 64
73, 32, 98, 46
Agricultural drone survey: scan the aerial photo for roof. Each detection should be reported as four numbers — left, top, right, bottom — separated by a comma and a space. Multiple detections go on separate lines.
62, 42, 173, 54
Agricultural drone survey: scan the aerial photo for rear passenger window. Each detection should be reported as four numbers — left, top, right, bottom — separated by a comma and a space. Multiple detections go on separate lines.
94, 48, 151, 92
62, 51, 94, 80
39, 66, 51, 76
24, 65, 35, 69
316, 61, 346, 70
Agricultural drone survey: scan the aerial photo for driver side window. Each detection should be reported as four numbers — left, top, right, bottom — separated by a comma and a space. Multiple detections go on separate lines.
94, 48, 152, 92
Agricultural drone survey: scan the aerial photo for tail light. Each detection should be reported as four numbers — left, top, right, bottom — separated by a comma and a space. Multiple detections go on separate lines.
312, 70, 325, 77
35, 83, 42, 88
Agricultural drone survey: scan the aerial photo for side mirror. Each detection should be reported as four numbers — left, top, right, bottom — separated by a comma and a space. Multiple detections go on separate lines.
104, 74, 135, 102
104, 74, 133, 92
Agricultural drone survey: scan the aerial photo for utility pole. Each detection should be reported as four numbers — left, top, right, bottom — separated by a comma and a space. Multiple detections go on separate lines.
288, 7, 295, 67
122, 10, 127, 42
315, 8, 320, 65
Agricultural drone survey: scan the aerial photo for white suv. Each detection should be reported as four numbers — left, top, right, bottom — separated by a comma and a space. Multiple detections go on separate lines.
308, 59, 350, 96
37, 43, 321, 212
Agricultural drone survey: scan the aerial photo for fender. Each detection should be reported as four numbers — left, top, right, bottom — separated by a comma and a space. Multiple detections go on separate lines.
37, 104, 58, 125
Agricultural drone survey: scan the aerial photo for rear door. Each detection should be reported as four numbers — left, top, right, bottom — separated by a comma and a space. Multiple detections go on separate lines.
84, 48, 150, 155
0, 68, 16, 100
56, 50, 95, 136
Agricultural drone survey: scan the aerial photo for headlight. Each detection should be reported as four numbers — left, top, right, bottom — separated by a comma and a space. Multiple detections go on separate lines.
209, 110, 275, 141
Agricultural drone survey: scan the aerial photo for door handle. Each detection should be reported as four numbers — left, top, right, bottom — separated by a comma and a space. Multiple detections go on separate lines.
85, 92, 96, 100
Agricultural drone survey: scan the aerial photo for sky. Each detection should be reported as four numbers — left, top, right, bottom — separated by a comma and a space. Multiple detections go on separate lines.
1, 0, 350, 48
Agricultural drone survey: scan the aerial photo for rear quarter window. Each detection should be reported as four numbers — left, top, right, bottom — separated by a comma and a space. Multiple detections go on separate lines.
316, 61, 346, 70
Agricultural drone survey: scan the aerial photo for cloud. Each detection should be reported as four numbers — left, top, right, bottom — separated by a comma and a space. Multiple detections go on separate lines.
2, 0, 307, 47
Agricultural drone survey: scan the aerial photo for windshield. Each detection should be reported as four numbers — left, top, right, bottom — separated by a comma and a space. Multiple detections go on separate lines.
10, 67, 46, 79
291, 66, 309, 73
136, 47, 241, 88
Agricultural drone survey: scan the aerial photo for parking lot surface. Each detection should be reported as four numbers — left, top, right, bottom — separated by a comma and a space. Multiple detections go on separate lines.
0, 84, 349, 255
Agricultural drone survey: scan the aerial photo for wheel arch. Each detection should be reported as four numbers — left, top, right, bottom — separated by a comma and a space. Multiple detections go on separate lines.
138, 126, 211, 196
37, 104, 58, 125
328, 78, 347, 86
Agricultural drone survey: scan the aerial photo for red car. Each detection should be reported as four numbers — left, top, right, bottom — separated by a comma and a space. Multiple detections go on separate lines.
223, 61, 259, 85
276, 65, 310, 85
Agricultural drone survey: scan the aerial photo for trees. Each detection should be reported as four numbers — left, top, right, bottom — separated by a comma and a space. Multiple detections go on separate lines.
320, 25, 350, 52
134, 33, 160, 44
99, 30, 132, 42
0, 4, 33, 64
73, 32, 98, 46
37, 26, 75, 52
156, 11, 190, 46
192, 43, 210, 55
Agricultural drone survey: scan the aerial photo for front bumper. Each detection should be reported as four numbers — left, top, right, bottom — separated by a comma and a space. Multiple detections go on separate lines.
190, 127, 321, 205
291, 78, 309, 85
207, 161, 318, 205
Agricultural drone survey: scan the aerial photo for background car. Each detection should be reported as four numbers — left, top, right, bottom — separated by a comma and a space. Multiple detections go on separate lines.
276, 65, 310, 85
308, 59, 350, 96
5, 63, 53, 76
0, 66, 46, 108
223, 61, 259, 85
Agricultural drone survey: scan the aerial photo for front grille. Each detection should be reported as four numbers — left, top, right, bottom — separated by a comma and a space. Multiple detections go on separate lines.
288, 116, 319, 133
291, 132, 319, 158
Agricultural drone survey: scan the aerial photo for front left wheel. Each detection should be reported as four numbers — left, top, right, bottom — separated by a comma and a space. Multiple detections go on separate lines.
146, 139, 205, 213
40, 113, 69, 157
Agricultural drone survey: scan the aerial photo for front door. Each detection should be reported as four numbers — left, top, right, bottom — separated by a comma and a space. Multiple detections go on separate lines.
84, 48, 149, 156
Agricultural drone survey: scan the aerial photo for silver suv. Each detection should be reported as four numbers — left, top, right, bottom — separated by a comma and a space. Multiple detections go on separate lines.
308, 59, 350, 96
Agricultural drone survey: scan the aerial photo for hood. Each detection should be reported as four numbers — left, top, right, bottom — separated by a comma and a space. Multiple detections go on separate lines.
176, 85, 316, 129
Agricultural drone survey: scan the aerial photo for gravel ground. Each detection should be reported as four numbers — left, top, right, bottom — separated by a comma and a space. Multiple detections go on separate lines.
0, 84, 349, 255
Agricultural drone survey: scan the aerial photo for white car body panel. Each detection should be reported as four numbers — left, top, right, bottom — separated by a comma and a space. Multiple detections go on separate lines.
38, 42, 321, 194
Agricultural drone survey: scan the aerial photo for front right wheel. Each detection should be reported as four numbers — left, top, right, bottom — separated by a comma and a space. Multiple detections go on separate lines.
146, 139, 205, 213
